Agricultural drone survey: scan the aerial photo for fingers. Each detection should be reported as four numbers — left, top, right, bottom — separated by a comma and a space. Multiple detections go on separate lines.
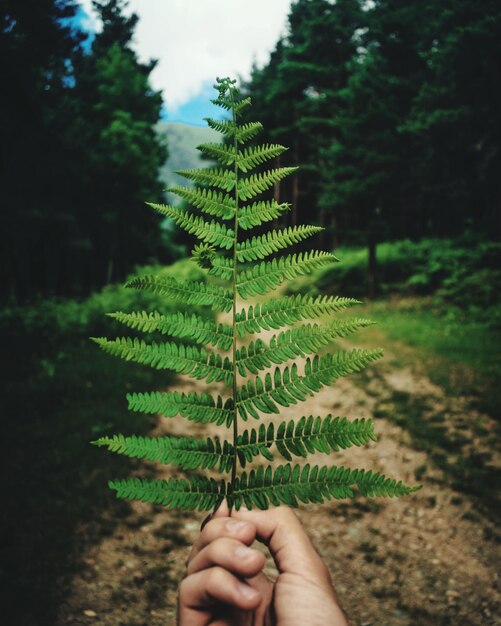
188, 514, 257, 564
231, 506, 333, 589
178, 566, 261, 626
187, 536, 266, 577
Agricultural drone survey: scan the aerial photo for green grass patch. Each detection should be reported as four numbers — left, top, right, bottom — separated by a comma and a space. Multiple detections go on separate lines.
288, 237, 501, 327
356, 300, 501, 418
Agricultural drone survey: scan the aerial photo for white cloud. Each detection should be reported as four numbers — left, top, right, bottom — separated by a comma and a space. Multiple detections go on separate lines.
80, 0, 292, 112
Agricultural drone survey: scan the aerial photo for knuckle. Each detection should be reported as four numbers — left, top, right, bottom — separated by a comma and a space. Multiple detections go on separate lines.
207, 566, 226, 589
200, 517, 224, 542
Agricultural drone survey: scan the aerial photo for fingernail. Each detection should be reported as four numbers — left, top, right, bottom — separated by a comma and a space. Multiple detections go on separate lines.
237, 582, 259, 599
234, 545, 256, 560
226, 520, 247, 532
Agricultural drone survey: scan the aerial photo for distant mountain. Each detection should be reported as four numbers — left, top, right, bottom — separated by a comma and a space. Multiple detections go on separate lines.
156, 122, 221, 206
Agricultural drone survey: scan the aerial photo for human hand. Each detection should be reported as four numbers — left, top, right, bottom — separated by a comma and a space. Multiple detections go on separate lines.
178, 501, 349, 625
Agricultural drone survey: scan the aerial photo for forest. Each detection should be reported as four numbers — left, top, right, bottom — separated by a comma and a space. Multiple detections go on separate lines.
1, 1, 500, 625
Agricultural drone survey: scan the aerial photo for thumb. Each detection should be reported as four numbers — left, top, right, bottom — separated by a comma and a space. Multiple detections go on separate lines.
231, 506, 332, 587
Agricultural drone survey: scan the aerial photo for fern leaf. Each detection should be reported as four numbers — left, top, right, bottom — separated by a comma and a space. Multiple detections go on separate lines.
237, 167, 298, 201
236, 251, 338, 298
237, 225, 324, 262
196, 144, 288, 173
233, 96, 252, 115
236, 350, 383, 419
235, 319, 375, 375
235, 121, 263, 144
207, 256, 234, 280
127, 391, 234, 426
166, 186, 235, 220
238, 200, 291, 230
146, 203, 234, 249
92, 337, 233, 384
93, 434, 234, 472
234, 417, 376, 466
94, 77, 419, 512
235, 294, 361, 337
235, 144, 287, 173
203, 117, 236, 136
125, 275, 232, 313
235, 423, 275, 467
205, 119, 263, 144
109, 476, 225, 511
258, 415, 376, 461
108, 311, 233, 350
197, 143, 237, 167
176, 167, 237, 192
231, 463, 420, 510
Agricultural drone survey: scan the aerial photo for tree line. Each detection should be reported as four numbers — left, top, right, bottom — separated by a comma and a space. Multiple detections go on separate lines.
242, 0, 501, 256
2, 0, 499, 301
0, 0, 169, 300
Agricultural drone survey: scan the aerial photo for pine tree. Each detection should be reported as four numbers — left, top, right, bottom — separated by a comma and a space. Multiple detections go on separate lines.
92, 78, 419, 511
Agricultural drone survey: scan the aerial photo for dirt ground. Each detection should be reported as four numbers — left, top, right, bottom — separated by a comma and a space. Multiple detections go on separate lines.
56, 329, 501, 626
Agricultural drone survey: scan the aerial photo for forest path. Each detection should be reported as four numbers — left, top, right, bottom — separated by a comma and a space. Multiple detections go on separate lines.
57, 317, 501, 626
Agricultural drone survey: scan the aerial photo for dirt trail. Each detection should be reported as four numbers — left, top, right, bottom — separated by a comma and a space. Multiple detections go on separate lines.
57, 328, 501, 626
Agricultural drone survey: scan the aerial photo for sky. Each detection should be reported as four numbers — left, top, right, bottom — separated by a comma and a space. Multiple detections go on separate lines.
79, 0, 293, 125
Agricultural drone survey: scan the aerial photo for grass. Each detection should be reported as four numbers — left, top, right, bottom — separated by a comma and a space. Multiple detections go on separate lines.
355, 299, 501, 418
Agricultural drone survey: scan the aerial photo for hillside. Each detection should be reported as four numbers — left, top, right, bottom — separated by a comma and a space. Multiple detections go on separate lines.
156, 122, 221, 205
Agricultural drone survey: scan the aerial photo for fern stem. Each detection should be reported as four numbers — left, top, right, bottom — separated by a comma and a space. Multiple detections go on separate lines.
230, 84, 240, 510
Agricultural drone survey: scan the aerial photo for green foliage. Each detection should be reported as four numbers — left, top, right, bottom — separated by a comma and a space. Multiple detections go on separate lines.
287, 238, 501, 327
94, 78, 418, 511
1, 0, 170, 301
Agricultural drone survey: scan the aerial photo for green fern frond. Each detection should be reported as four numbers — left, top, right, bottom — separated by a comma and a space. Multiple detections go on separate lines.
109, 476, 225, 511
94, 77, 419, 512
166, 186, 235, 220
176, 167, 236, 192
237, 200, 291, 230
236, 225, 323, 262
146, 203, 234, 249
108, 311, 233, 350
202, 116, 264, 144
235, 144, 288, 172
192, 243, 217, 269
92, 337, 233, 384
207, 256, 234, 280
237, 167, 298, 201
235, 319, 375, 375
236, 251, 338, 298
127, 391, 234, 425
231, 463, 420, 510
203, 117, 236, 136
125, 275, 232, 312
234, 121, 264, 144
233, 96, 252, 115
267, 415, 376, 460
93, 434, 234, 472
235, 294, 361, 337
197, 143, 237, 167
197, 142, 286, 172
234, 415, 375, 465
236, 350, 383, 419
